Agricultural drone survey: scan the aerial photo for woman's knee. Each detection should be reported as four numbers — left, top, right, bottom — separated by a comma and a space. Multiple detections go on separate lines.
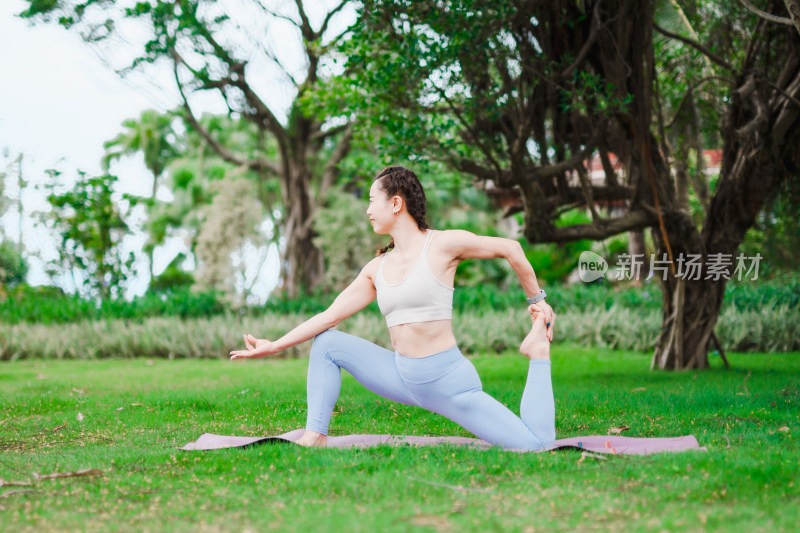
310, 329, 345, 360
311, 329, 338, 357
541, 428, 556, 447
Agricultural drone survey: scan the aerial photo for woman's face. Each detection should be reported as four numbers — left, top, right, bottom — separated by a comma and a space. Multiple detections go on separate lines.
367, 180, 400, 233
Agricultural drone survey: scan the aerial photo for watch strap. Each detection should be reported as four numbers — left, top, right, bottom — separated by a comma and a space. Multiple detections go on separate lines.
526, 289, 547, 305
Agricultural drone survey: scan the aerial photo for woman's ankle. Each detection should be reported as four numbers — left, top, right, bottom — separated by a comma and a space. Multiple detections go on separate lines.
519, 330, 550, 360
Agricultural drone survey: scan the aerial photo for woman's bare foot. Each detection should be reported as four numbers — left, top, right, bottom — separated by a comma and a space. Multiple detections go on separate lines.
295, 430, 327, 448
519, 306, 551, 360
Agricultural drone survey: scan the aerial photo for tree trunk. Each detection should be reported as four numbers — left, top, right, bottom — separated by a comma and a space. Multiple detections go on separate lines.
687, 93, 709, 212
651, 62, 800, 370
650, 215, 722, 371
278, 157, 326, 300
650, 272, 727, 370
651, 148, 775, 370
147, 172, 160, 284
628, 229, 647, 283
674, 152, 690, 210
785, 0, 800, 35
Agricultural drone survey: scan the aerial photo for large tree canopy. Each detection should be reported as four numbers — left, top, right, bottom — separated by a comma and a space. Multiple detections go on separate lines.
316, 0, 800, 369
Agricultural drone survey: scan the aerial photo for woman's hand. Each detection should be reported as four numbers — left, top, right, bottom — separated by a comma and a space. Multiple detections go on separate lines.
229, 334, 279, 361
528, 300, 555, 342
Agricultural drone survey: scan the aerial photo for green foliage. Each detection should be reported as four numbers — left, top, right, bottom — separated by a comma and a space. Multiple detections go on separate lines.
652, 0, 799, 282
0, 284, 225, 325
721, 273, 800, 311
103, 108, 181, 262
0, 240, 28, 289
0, 152, 29, 292
260, 284, 337, 316
259, 280, 663, 317
37, 170, 137, 302
522, 209, 594, 284
301, 0, 505, 164
18, 0, 59, 20
737, 194, 800, 278
398, 162, 533, 290
102, 109, 179, 183
161, 111, 278, 259
451, 273, 799, 315
3, 270, 797, 325
653, 0, 728, 150
5, 270, 799, 358
312, 183, 387, 292
560, 70, 634, 116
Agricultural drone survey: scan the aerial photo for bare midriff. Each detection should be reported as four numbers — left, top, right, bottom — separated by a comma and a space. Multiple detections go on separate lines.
389, 319, 458, 358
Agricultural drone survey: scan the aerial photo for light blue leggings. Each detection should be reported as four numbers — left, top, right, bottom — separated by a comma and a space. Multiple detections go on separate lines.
305, 329, 556, 451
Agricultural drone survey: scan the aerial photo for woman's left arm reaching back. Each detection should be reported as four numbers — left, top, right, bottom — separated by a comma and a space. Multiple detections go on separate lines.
445, 229, 555, 341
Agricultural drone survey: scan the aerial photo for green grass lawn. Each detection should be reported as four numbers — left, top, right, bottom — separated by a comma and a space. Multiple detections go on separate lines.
1, 346, 798, 532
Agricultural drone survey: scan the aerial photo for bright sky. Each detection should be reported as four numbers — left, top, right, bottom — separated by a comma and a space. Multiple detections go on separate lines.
0, 0, 191, 300
0, 0, 351, 303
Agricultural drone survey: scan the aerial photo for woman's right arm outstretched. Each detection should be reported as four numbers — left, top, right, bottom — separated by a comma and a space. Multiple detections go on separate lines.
230, 258, 379, 361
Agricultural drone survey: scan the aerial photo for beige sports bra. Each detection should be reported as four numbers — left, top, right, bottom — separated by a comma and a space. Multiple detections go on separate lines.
375, 229, 455, 327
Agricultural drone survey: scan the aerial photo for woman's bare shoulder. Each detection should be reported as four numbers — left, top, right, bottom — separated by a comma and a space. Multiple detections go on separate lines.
435, 228, 469, 239
432, 228, 466, 253
362, 255, 383, 282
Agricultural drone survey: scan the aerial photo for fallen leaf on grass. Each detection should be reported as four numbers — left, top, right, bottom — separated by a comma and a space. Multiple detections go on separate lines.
76, 412, 84, 422
778, 426, 790, 432
71, 387, 86, 395
36, 374, 48, 380
577, 451, 608, 463
631, 387, 647, 392
33, 468, 105, 481
609, 425, 630, 434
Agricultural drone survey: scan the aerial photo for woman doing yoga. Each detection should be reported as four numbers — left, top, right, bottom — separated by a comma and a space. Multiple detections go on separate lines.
230, 166, 557, 450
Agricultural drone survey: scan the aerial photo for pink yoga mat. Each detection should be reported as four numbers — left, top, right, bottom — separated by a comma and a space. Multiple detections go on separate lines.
179, 430, 705, 455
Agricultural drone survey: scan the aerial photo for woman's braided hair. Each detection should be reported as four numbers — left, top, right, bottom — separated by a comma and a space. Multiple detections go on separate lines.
374, 166, 430, 256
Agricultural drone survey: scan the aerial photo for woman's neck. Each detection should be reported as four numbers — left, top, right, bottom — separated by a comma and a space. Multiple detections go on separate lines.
388, 223, 429, 256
